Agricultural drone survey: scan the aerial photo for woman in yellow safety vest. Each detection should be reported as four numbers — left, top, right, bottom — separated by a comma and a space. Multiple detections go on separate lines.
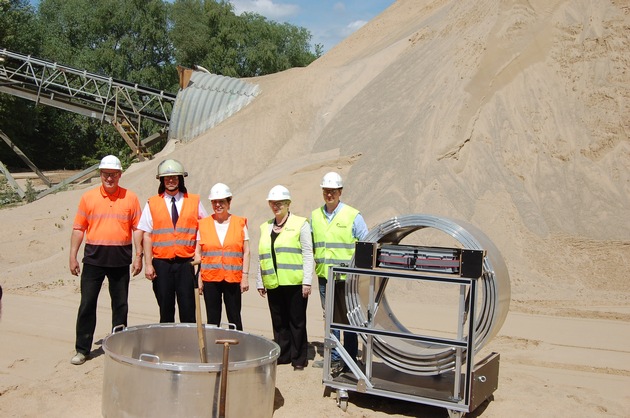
256, 185, 313, 370
195, 183, 250, 330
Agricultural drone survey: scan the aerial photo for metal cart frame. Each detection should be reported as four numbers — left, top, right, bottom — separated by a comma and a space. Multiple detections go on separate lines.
322, 265, 499, 417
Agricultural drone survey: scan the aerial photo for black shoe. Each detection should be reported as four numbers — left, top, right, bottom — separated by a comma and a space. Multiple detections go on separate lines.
331, 360, 345, 376
293, 365, 305, 371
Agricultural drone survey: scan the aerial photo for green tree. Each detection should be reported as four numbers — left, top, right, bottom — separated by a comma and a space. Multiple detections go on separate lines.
36, 0, 178, 165
170, 0, 319, 77
38, 0, 176, 90
2, 0, 321, 171
0, 0, 40, 53
0, 176, 22, 206
239, 13, 319, 76
0, 0, 42, 170
170, 0, 241, 76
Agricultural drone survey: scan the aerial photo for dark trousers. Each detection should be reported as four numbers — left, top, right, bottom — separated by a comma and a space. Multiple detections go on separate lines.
152, 258, 196, 323
267, 284, 308, 367
202, 280, 243, 330
75, 264, 130, 355
318, 276, 358, 362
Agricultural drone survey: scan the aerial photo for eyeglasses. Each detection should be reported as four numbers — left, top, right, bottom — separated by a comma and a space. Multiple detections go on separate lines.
101, 171, 120, 179
269, 201, 287, 208
322, 189, 340, 196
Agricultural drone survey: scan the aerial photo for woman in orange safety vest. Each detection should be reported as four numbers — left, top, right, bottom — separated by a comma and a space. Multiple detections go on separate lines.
195, 183, 250, 330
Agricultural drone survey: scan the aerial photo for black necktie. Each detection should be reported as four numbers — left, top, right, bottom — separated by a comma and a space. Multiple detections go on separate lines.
171, 197, 179, 227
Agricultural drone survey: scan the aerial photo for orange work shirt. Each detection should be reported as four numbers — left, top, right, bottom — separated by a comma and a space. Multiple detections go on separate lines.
72, 185, 141, 267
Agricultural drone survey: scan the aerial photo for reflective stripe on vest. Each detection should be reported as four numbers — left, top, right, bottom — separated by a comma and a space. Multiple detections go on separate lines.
258, 214, 306, 289
148, 193, 200, 259
311, 205, 359, 279
198, 215, 246, 283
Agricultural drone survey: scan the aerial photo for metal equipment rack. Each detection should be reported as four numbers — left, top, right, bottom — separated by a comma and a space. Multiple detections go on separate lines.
322, 257, 500, 417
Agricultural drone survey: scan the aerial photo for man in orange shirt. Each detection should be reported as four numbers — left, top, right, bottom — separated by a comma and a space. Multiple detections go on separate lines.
139, 159, 207, 323
69, 155, 143, 365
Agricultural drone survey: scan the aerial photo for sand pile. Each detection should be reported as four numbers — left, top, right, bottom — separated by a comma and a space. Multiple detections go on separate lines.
0, 0, 628, 416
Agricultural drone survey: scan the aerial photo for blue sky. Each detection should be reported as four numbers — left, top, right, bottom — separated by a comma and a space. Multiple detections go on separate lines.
229, 0, 395, 52
28, 0, 395, 53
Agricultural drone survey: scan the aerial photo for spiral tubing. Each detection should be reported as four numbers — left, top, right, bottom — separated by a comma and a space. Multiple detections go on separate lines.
345, 214, 511, 375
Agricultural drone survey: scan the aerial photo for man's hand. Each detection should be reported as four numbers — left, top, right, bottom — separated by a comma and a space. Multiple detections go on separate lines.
69, 257, 80, 276
145, 263, 157, 281
131, 257, 142, 276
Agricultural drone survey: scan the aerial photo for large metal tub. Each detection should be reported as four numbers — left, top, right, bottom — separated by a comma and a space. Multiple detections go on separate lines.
102, 323, 280, 417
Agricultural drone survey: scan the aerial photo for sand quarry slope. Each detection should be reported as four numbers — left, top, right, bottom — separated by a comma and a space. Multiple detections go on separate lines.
1, 0, 629, 416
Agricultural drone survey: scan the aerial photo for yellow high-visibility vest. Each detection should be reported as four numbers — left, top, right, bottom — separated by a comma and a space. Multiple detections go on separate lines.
259, 214, 307, 289
311, 205, 359, 279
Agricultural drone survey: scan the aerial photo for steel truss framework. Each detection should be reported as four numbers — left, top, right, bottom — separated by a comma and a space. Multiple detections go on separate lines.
0, 48, 177, 160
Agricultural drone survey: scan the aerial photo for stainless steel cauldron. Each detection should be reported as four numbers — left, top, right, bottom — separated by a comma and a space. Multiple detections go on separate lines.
102, 323, 280, 417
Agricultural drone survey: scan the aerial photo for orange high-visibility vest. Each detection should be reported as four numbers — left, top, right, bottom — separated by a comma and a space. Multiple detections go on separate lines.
198, 215, 247, 283
148, 193, 200, 259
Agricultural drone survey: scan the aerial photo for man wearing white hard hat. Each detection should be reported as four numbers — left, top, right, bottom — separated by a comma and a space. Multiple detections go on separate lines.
311, 171, 368, 375
194, 183, 250, 330
256, 185, 314, 370
138, 159, 208, 323
69, 155, 143, 365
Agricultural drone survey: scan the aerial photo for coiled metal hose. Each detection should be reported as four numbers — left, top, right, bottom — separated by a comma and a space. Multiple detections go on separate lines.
345, 214, 510, 375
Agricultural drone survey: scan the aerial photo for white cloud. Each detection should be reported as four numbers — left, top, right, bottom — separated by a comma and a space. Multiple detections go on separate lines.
230, 0, 299, 20
342, 20, 368, 36
333, 2, 345, 12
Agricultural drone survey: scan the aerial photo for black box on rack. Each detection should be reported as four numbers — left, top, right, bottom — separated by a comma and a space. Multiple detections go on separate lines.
355, 241, 378, 269
460, 249, 485, 278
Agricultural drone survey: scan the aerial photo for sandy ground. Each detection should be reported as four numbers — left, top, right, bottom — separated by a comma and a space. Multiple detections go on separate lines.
1, 0, 629, 417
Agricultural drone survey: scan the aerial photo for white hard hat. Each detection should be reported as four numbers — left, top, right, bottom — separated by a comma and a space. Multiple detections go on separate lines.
266, 185, 291, 201
99, 155, 122, 171
320, 171, 343, 188
156, 159, 188, 179
208, 183, 232, 200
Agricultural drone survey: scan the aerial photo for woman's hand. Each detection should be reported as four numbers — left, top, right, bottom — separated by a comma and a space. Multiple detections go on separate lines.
302, 284, 311, 298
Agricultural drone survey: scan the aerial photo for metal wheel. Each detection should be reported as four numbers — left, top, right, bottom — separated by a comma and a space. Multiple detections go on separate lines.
337, 389, 349, 412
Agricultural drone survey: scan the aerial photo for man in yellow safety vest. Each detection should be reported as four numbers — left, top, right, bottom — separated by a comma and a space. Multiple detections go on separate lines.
311, 172, 368, 374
